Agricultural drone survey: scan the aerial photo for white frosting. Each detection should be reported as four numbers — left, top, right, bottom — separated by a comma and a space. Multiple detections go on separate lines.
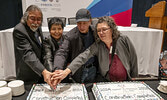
92, 82, 163, 100
27, 83, 89, 100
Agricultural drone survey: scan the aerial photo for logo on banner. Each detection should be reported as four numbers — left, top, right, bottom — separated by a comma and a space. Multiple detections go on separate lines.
41, 0, 47, 2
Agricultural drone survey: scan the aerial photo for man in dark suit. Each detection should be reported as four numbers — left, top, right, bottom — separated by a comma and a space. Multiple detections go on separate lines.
13, 5, 53, 85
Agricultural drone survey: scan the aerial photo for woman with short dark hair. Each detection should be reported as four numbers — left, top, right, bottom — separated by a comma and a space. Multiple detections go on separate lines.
43, 17, 64, 72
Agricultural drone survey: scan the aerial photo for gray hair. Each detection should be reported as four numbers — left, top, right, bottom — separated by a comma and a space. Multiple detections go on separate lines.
21, 5, 43, 24
95, 16, 120, 42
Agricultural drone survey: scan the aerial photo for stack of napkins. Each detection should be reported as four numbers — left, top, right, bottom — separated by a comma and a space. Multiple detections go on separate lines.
27, 83, 89, 100
92, 82, 163, 100
157, 80, 167, 94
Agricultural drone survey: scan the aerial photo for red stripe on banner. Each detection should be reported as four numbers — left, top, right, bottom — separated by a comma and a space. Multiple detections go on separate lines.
111, 8, 132, 26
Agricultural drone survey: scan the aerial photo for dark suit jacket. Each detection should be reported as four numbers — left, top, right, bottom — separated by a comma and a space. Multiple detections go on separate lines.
53, 26, 98, 82
43, 35, 64, 72
54, 26, 97, 70
13, 23, 45, 84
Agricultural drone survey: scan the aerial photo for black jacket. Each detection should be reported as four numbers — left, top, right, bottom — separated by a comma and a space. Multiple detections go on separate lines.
13, 23, 45, 84
43, 35, 64, 71
53, 25, 97, 70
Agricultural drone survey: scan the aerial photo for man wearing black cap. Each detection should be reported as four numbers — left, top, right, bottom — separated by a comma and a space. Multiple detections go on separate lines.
53, 8, 98, 83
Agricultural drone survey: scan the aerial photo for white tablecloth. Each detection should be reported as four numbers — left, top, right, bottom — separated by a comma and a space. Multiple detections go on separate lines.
0, 25, 163, 79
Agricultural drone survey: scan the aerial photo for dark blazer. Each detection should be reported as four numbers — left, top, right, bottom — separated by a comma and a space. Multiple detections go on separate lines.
13, 23, 45, 84
43, 35, 64, 72
54, 26, 97, 70
53, 25, 98, 82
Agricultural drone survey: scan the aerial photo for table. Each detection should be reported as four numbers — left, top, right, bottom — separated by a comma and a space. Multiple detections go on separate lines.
0, 28, 16, 79
0, 25, 163, 79
118, 26, 163, 76
12, 80, 167, 100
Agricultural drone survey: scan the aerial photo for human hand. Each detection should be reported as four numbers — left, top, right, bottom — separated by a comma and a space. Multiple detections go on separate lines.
50, 78, 60, 89
51, 68, 71, 89
42, 69, 54, 87
50, 70, 64, 89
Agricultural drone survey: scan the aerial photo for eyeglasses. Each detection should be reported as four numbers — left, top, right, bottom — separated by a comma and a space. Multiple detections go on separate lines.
97, 28, 110, 33
28, 16, 42, 22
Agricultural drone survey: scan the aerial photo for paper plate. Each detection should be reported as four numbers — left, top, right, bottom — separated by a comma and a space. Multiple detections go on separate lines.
0, 87, 12, 100
8, 80, 25, 96
157, 85, 167, 94
159, 80, 167, 86
0, 81, 7, 88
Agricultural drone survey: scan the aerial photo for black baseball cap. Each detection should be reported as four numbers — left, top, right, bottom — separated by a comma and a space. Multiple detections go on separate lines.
76, 8, 91, 22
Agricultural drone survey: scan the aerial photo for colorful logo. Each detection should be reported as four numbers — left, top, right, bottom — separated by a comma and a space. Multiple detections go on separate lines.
41, 0, 47, 2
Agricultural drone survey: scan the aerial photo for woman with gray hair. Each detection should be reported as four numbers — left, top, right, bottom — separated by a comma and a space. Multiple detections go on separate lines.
51, 16, 138, 88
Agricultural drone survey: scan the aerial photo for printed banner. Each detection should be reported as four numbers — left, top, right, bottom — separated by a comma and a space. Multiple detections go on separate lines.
22, 0, 133, 26
88, 0, 133, 26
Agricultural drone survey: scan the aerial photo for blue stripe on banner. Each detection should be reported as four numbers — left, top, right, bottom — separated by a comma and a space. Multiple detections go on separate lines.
88, 0, 133, 18
87, 0, 101, 9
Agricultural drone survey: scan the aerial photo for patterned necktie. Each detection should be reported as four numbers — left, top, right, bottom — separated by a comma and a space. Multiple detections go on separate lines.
34, 32, 41, 46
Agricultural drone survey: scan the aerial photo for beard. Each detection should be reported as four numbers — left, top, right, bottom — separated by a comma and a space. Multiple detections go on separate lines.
30, 23, 40, 32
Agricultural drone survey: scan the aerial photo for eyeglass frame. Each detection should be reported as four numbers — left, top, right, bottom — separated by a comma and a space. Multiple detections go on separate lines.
97, 27, 111, 33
